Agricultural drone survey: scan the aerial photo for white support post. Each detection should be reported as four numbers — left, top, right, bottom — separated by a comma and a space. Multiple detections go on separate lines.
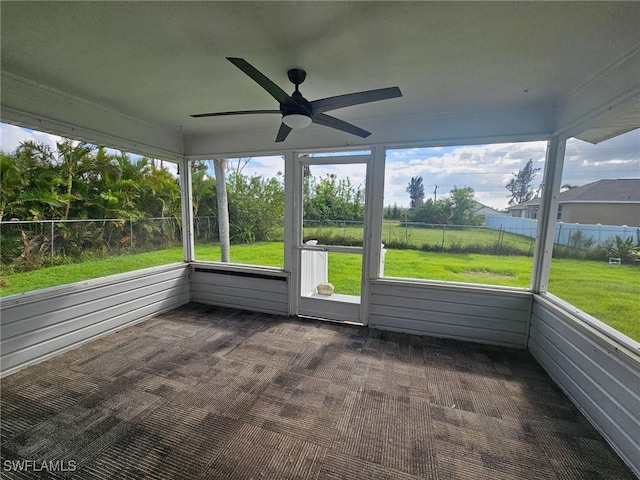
531, 136, 566, 293
284, 150, 299, 315
179, 156, 194, 263
360, 145, 386, 326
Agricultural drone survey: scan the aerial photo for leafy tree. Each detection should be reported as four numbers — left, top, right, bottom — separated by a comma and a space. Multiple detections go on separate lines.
304, 173, 364, 222
189, 159, 286, 246
449, 186, 482, 226
506, 159, 540, 205
227, 170, 284, 243
392, 203, 400, 220
407, 186, 481, 226
406, 176, 425, 208
384, 202, 402, 220
407, 198, 451, 224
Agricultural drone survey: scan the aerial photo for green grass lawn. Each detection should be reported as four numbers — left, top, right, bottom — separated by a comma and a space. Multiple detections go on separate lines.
548, 258, 640, 340
384, 249, 532, 288
2, 242, 637, 341
0, 249, 185, 296
195, 243, 284, 267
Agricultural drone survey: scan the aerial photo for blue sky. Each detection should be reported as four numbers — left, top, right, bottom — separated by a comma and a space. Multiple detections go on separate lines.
2, 122, 638, 211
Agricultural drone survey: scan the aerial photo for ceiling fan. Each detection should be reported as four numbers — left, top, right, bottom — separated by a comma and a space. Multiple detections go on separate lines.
191, 57, 403, 142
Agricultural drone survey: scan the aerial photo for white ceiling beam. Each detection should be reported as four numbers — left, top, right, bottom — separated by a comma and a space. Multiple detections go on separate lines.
1, 72, 184, 162
553, 43, 640, 139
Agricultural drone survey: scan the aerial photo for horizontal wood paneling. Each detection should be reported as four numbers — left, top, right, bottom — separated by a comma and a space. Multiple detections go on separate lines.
369, 280, 531, 348
0, 264, 190, 376
190, 265, 289, 315
529, 295, 640, 477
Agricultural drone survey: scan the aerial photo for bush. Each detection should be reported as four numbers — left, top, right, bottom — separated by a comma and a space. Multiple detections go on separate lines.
602, 235, 640, 264
0, 232, 22, 264
567, 230, 596, 249
417, 241, 529, 256
552, 245, 608, 261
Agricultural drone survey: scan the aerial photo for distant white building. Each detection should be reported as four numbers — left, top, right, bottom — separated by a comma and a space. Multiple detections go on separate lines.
474, 202, 505, 217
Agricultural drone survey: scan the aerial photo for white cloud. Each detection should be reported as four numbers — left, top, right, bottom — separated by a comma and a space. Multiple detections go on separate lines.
212, 156, 285, 181
308, 163, 367, 191
561, 131, 640, 185
382, 131, 639, 210
384, 141, 548, 209
0, 123, 62, 153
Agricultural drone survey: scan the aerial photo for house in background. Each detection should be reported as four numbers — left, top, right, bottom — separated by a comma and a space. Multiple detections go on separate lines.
474, 201, 505, 217
509, 178, 640, 226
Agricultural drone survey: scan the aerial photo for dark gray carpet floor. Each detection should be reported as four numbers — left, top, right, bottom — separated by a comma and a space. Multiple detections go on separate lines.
1, 303, 635, 479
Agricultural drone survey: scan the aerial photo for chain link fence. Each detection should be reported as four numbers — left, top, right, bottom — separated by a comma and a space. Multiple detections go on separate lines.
3, 215, 625, 275
302, 219, 537, 255
193, 216, 221, 243
1, 218, 182, 272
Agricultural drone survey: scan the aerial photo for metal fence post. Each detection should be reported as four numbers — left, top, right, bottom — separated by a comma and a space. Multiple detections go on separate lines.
51, 221, 55, 258
130, 219, 134, 250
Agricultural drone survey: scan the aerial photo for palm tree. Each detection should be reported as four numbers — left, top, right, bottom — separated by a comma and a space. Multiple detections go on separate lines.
0, 152, 24, 221
13, 141, 66, 219
406, 176, 425, 208
56, 140, 96, 219
190, 162, 214, 216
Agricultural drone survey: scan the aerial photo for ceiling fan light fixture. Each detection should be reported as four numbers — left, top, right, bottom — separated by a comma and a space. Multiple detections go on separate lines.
282, 113, 312, 129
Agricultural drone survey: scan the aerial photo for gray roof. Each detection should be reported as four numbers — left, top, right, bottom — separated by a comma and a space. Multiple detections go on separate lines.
512, 179, 640, 209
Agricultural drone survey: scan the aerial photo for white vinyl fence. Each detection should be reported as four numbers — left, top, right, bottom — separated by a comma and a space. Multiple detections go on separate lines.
484, 215, 640, 246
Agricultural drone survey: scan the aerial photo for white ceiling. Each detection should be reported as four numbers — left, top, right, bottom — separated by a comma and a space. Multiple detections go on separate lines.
1, 1, 639, 158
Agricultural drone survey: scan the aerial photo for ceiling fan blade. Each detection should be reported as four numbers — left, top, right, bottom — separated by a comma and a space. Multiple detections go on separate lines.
190, 110, 280, 118
311, 113, 371, 138
275, 123, 292, 143
310, 86, 402, 114
227, 57, 292, 105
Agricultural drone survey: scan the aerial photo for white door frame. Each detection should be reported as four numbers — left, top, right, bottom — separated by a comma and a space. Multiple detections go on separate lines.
288, 150, 375, 324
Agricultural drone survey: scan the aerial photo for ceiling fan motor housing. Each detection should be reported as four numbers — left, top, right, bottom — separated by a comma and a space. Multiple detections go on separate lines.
281, 91, 312, 117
